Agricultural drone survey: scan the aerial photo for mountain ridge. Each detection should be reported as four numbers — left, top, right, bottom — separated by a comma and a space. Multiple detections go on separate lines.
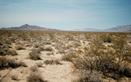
73, 25, 131, 32
1, 24, 131, 32
106, 25, 131, 32
1, 24, 58, 31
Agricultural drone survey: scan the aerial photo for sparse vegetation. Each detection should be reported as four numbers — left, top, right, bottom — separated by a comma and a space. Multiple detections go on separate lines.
0, 56, 24, 69
44, 60, 61, 65
0, 43, 16, 56
101, 34, 113, 43
27, 72, 47, 82
27, 65, 47, 82
43, 46, 53, 51
62, 50, 78, 62
15, 45, 25, 50
73, 34, 131, 81
0, 30, 131, 82
29, 48, 41, 60
11, 74, 20, 81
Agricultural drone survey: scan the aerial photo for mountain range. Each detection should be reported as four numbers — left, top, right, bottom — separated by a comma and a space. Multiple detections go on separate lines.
1, 24, 58, 31
106, 25, 131, 32
1, 24, 131, 32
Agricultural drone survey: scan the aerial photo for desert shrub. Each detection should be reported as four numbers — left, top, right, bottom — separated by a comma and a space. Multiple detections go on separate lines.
101, 34, 112, 43
15, 45, 25, 50
7, 49, 18, 56
0, 42, 18, 56
73, 34, 131, 81
73, 53, 131, 81
27, 72, 47, 82
43, 41, 51, 45
62, 53, 78, 62
29, 48, 41, 60
0, 37, 12, 45
94, 56, 129, 79
124, 51, 131, 62
0, 49, 8, 56
113, 34, 127, 49
33, 43, 41, 48
0, 43, 10, 56
74, 71, 102, 82
58, 48, 65, 54
38, 46, 47, 51
11, 74, 20, 81
48, 33, 55, 40
0, 56, 24, 69
112, 35, 129, 62
27, 65, 47, 82
36, 62, 44, 67
0, 48, 18, 56
44, 60, 61, 65
46, 52, 54, 55
43, 46, 53, 51
30, 65, 39, 72
18, 61, 28, 67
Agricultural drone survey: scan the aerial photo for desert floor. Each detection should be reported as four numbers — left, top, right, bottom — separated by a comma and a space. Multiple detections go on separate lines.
0, 31, 131, 82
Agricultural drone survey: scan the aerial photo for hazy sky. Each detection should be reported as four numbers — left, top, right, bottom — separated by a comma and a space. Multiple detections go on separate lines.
0, 0, 131, 30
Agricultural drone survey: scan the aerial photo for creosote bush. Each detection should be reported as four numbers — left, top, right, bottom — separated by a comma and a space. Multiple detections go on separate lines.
62, 51, 78, 62
73, 34, 131, 81
0, 56, 24, 69
27, 65, 47, 82
7, 49, 18, 56
43, 46, 53, 51
0, 41, 18, 56
74, 70, 102, 82
101, 34, 113, 43
44, 60, 61, 65
29, 48, 41, 60
15, 45, 25, 50
27, 72, 47, 82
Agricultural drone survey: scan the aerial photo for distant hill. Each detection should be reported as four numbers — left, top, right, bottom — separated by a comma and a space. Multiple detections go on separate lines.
73, 28, 101, 32
106, 25, 131, 32
74, 25, 131, 32
1, 24, 58, 31
1, 24, 131, 32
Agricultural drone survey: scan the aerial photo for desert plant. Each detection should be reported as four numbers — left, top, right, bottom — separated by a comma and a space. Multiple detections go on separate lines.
11, 74, 20, 81
73, 34, 131, 81
74, 71, 102, 82
27, 65, 47, 82
30, 65, 39, 72
27, 72, 47, 82
7, 49, 18, 56
15, 45, 25, 50
43, 46, 53, 51
0, 56, 24, 69
29, 48, 41, 60
62, 50, 78, 62
101, 34, 112, 43
44, 60, 61, 65
0, 42, 18, 56
73, 53, 131, 81
0, 43, 10, 56
36, 62, 44, 67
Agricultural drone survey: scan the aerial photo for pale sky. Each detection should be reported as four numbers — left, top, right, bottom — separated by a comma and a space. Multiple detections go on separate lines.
0, 0, 131, 30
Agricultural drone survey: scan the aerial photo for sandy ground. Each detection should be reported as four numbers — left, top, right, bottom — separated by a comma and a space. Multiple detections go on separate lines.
1, 33, 130, 82
0, 43, 79, 82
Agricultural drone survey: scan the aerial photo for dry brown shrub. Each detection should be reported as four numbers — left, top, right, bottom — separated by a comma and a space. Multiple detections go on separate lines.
29, 48, 41, 60
44, 60, 61, 65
